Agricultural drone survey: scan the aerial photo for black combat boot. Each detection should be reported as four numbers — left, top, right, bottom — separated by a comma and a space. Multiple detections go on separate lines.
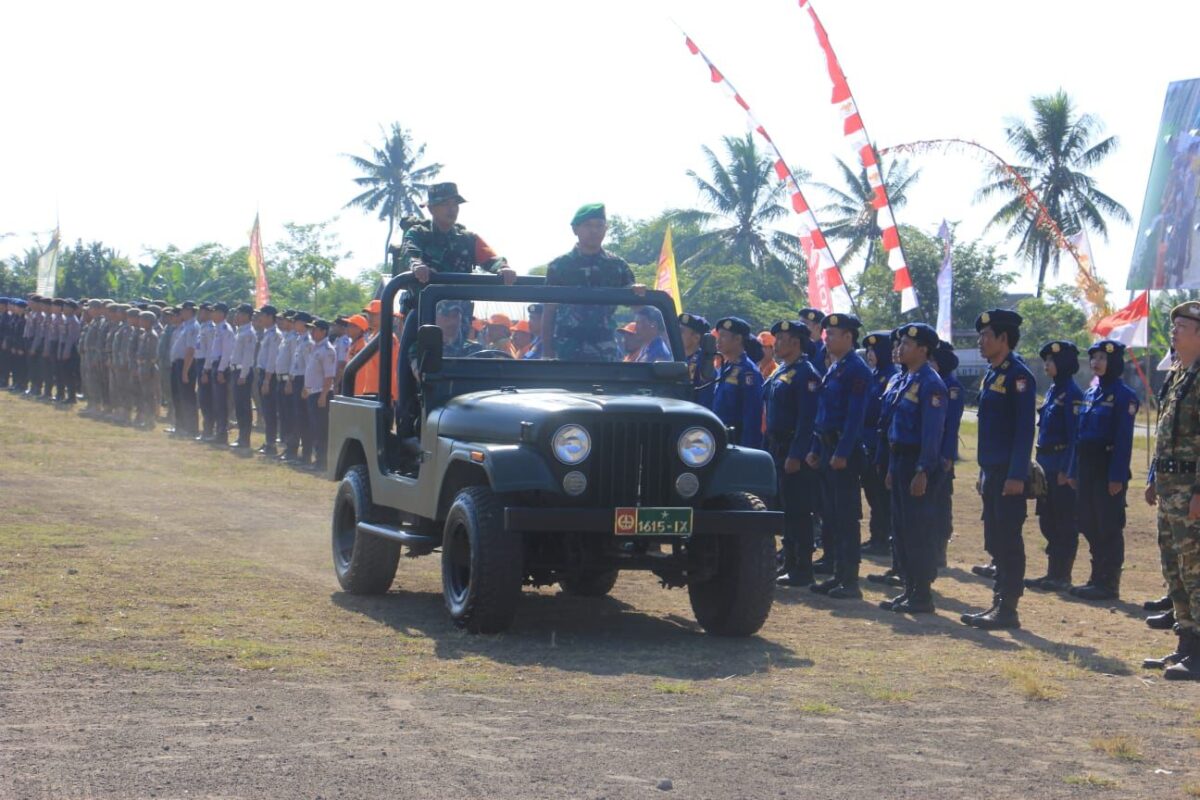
879, 588, 910, 611
827, 564, 863, 600
893, 583, 935, 614
1072, 570, 1119, 602
1164, 631, 1200, 681
1143, 595, 1172, 612
959, 595, 1000, 625
810, 574, 841, 595
971, 561, 997, 579
1146, 610, 1176, 630
1142, 627, 1189, 670
963, 597, 1020, 630
1025, 554, 1073, 591
777, 543, 813, 587
861, 537, 891, 557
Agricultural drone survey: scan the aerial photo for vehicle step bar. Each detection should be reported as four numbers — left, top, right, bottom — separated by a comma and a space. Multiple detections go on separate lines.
357, 521, 440, 547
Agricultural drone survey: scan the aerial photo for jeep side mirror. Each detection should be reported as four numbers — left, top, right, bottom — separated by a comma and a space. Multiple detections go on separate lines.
699, 333, 718, 382
416, 324, 443, 374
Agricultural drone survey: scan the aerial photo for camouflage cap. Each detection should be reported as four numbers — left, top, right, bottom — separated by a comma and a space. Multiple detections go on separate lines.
1170, 300, 1200, 324
424, 182, 466, 207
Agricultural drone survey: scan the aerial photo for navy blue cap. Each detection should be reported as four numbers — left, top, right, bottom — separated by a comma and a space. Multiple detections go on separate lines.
1088, 339, 1126, 357
933, 343, 959, 373
821, 313, 862, 332
898, 322, 939, 350
309, 318, 330, 331
975, 308, 1022, 332
1039, 340, 1079, 360
771, 320, 810, 339
798, 308, 826, 324
212, 302, 229, 314
715, 316, 751, 337
679, 312, 710, 335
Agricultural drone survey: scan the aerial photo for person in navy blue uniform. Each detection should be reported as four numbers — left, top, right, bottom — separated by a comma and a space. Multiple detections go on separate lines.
712, 317, 764, 449
1067, 339, 1139, 601
866, 328, 909, 587
860, 331, 899, 555
1027, 340, 1084, 592
806, 313, 871, 599
798, 308, 828, 376
933, 341, 965, 568
766, 320, 823, 587
678, 312, 715, 409
879, 323, 947, 614
961, 309, 1036, 630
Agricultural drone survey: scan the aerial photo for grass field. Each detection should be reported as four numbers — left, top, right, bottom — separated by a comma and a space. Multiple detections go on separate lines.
0, 393, 1197, 799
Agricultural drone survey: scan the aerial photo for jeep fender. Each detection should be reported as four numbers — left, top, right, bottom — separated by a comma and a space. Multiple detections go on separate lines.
439, 442, 559, 495
704, 446, 778, 500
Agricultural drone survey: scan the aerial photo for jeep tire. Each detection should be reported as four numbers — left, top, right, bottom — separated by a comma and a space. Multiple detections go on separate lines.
558, 569, 619, 598
332, 465, 402, 594
687, 492, 775, 636
442, 486, 524, 633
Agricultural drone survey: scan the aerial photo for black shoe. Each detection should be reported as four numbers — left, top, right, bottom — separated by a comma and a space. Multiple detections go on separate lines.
1164, 655, 1200, 681
963, 604, 1020, 630
826, 581, 862, 600
230, 441, 250, 450
1146, 610, 1176, 630
810, 576, 841, 595
867, 570, 905, 587
893, 595, 935, 614
1024, 574, 1051, 590
960, 602, 999, 625
777, 566, 815, 588
879, 592, 909, 611
258, 446, 278, 457
1040, 577, 1073, 592
971, 563, 997, 579
1144, 596, 1173, 612
1143, 649, 1185, 670
1071, 583, 1117, 601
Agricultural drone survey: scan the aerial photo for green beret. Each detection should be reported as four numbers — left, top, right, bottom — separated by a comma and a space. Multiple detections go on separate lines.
571, 203, 606, 226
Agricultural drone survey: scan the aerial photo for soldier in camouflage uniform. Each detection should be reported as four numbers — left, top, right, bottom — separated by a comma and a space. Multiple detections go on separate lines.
102, 304, 124, 419
390, 182, 515, 435
1144, 300, 1200, 681
135, 310, 161, 429
542, 203, 644, 362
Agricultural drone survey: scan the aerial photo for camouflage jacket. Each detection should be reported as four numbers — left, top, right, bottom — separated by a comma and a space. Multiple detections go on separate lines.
544, 247, 635, 344
394, 221, 504, 311
1154, 361, 1200, 486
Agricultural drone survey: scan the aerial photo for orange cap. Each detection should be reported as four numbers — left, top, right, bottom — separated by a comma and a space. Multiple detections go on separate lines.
511, 320, 531, 334
488, 313, 512, 327
346, 314, 368, 332
363, 299, 382, 314
619, 322, 638, 334
758, 331, 776, 346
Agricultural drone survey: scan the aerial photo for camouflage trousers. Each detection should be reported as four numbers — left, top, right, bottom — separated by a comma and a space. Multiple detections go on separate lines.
1154, 478, 1200, 633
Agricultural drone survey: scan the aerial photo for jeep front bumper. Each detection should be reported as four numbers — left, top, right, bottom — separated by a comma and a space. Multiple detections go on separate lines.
503, 508, 783, 536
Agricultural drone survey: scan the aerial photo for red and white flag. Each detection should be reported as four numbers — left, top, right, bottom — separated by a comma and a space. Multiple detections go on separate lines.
1092, 290, 1148, 347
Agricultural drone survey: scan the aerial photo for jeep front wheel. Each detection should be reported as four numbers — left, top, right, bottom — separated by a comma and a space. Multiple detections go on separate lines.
441, 486, 524, 633
332, 465, 401, 594
687, 492, 775, 636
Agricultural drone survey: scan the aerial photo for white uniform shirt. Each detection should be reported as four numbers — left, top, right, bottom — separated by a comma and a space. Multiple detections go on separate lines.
230, 322, 257, 380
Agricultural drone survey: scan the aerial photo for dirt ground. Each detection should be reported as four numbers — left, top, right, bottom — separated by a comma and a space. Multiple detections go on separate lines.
1, 393, 1198, 800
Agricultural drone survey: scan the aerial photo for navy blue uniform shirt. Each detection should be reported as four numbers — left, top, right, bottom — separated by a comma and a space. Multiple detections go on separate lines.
1070, 378, 1138, 483
1036, 379, 1084, 475
712, 351, 764, 449
941, 371, 966, 463
764, 356, 823, 462
810, 350, 871, 461
976, 352, 1036, 481
887, 362, 948, 473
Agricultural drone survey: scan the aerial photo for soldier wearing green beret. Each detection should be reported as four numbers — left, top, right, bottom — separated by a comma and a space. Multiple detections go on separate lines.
1143, 301, 1200, 680
542, 203, 645, 362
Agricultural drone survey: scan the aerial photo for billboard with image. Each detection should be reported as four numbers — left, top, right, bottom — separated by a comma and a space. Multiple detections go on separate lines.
1128, 78, 1200, 289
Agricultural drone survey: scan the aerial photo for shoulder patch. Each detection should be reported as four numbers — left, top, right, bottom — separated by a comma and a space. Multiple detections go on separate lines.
949, 387, 960, 400
744, 372, 757, 386
1129, 402, 1137, 416
1015, 377, 1029, 393
930, 393, 943, 408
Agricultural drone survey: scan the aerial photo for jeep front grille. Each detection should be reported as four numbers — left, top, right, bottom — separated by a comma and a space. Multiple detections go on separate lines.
591, 421, 673, 506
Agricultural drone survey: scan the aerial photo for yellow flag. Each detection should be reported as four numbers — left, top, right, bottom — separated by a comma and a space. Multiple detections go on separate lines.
655, 224, 682, 313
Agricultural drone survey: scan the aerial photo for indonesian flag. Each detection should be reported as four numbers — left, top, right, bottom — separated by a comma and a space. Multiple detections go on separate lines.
248, 213, 270, 307
1092, 290, 1148, 347
655, 224, 682, 313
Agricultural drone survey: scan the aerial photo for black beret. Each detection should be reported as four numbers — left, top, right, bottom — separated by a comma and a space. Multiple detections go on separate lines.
715, 316, 751, 336
862, 330, 892, 349
1038, 340, 1079, 360
745, 336, 764, 364
821, 313, 862, 332
974, 308, 1022, 332
679, 312, 710, 334
933, 344, 959, 373
1088, 339, 1126, 357
798, 308, 826, 324
771, 320, 810, 339
293, 311, 313, 324
899, 322, 939, 350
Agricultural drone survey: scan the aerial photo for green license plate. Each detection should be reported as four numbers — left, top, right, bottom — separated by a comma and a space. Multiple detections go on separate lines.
614, 507, 693, 536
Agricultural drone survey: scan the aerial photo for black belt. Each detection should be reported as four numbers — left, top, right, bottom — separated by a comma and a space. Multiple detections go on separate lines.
1037, 444, 1068, 455
1077, 441, 1114, 453
890, 443, 920, 456
1155, 458, 1197, 475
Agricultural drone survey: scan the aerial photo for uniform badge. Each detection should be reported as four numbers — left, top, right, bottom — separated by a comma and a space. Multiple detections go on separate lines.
722, 320, 733, 330
980, 312, 991, 324
1051, 343, 1061, 353
1129, 402, 1137, 416
949, 388, 959, 399
780, 322, 790, 331
1105, 343, 1114, 353
744, 373, 756, 386
828, 315, 839, 326
907, 326, 918, 337
931, 393, 943, 408
1015, 378, 1028, 393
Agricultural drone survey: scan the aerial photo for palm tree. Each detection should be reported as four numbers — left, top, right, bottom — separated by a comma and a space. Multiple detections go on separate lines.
815, 156, 920, 266
343, 123, 443, 256
672, 134, 805, 282
977, 90, 1131, 297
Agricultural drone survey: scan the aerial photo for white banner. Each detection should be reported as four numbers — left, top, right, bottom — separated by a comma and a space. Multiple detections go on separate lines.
936, 221, 953, 342
35, 230, 60, 296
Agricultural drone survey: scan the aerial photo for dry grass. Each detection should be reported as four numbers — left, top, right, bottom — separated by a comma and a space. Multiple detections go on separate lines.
1064, 774, 1118, 789
1002, 664, 1062, 701
1089, 735, 1144, 762
795, 700, 841, 715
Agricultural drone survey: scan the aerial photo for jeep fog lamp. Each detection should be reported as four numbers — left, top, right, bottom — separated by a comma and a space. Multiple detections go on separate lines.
563, 471, 588, 496
675, 472, 700, 498
678, 427, 715, 468
552, 424, 591, 465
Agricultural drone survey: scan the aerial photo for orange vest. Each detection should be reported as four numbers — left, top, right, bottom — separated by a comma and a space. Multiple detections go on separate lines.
353, 333, 399, 397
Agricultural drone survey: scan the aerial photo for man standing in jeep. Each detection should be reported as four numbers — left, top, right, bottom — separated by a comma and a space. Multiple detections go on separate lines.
391, 182, 516, 435
542, 203, 645, 361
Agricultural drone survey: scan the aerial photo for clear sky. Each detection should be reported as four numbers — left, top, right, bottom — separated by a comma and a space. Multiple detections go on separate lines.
3, 0, 1197, 306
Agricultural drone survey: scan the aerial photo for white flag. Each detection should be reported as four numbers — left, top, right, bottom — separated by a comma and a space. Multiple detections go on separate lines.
35, 229, 60, 296
935, 221, 953, 342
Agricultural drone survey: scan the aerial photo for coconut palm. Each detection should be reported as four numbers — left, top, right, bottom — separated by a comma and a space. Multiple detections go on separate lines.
977, 90, 1131, 297
672, 134, 806, 282
343, 123, 443, 256
815, 155, 920, 266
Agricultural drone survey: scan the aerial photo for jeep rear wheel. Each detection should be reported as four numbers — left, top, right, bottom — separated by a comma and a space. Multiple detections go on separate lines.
332, 465, 401, 594
441, 486, 524, 633
558, 569, 619, 598
687, 492, 775, 636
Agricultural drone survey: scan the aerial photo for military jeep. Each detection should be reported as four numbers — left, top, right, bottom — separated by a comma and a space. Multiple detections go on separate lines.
328, 272, 781, 636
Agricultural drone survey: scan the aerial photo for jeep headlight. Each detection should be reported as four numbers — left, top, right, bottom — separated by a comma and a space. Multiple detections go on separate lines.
678, 427, 715, 468
552, 424, 591, 465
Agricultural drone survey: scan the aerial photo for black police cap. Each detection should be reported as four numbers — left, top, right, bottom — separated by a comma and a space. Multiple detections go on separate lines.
679, 312, 710, 334
798, 308, 826, 324
256, 304, 278, 316
1038, 340, 1079, 360
715, 316, 751, 337
899, 322, 939, 350
1088, 339, 1126, 357
212, 302, 229, 313
821, 313, 862, 332
293, 311, 313, 324
974, 308, 1022, 332
770, 320, 810, 339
